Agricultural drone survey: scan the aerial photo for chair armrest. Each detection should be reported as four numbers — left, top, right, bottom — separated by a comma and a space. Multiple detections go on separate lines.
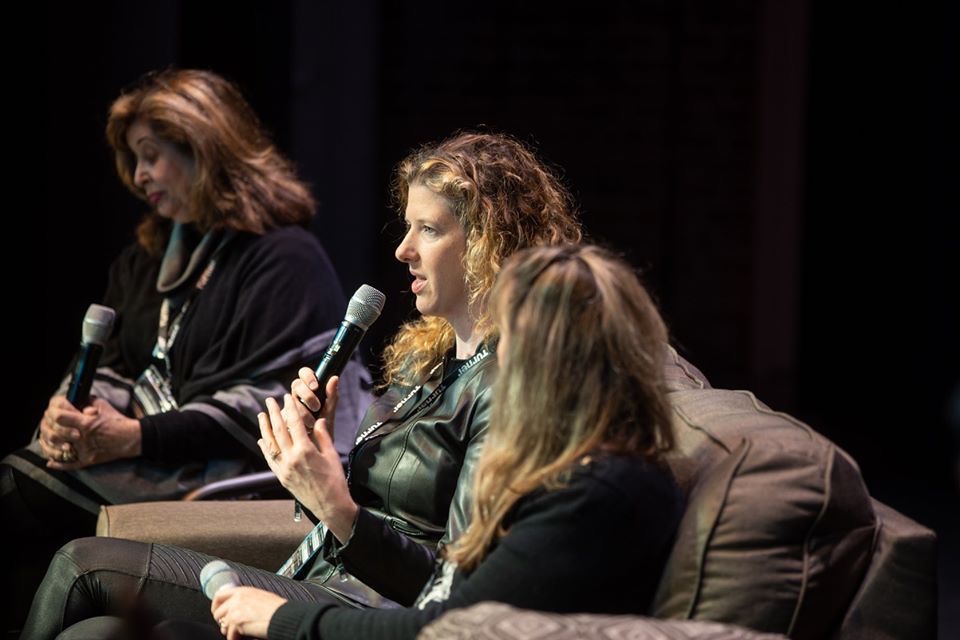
96, 500, 313, 571
417, 603, 788, 639
182, 470, 284, 501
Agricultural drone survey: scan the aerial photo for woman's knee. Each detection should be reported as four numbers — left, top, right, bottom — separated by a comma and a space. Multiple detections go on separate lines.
52, 537, 151, 578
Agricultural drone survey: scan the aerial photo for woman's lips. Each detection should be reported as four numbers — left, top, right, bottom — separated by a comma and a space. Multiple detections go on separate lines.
411, 277, 426, 294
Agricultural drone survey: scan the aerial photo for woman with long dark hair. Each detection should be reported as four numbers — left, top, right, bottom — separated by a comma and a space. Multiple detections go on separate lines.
2, 69, 366, 631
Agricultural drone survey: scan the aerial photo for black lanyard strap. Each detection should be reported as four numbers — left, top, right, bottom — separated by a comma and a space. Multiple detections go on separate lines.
152, 257, 218, 365
353, 346, 492, 447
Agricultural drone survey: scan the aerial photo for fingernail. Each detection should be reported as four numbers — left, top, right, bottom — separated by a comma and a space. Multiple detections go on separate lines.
309, 380, 319, 390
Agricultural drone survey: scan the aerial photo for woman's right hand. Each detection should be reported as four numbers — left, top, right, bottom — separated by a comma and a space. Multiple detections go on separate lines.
211, 585, 286, 640
38, 396, 85, 463
289, 367, 335, 436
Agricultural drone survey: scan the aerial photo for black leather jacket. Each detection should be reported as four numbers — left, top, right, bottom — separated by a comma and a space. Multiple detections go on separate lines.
303, 345, 497, 608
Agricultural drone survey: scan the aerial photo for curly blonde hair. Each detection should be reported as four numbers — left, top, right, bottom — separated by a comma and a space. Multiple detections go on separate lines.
106, 69, 315, 254
382, 131, 582, 386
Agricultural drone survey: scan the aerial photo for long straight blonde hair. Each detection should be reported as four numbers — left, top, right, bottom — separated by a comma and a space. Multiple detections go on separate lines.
447, 245, 674, 570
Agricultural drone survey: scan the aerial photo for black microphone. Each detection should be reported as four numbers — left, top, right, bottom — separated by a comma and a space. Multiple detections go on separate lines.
312, 284, 385, 407
200, 560, 240, 599
292, 285, 384, 522
66, 304, 116, 408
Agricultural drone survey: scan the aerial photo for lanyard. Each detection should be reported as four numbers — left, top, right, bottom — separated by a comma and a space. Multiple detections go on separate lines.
151, 257, 217, 368
353, 346, 492, 447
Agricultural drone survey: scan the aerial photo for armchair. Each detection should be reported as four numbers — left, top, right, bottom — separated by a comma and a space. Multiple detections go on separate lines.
96, 348, 937, 638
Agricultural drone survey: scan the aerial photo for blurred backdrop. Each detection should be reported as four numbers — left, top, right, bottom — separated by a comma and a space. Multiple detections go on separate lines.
8, 0, 957, 634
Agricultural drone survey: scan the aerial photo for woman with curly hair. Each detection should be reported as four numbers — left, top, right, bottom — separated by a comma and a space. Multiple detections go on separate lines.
216, 244, 684, 639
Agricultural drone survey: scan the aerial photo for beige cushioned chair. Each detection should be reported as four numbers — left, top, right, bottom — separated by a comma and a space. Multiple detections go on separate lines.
97, 348, 937, 639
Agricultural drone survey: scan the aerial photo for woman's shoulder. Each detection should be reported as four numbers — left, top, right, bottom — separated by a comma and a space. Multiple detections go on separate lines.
108, 240, 160, 275
442, 348, 499, 426
464, 347, 499, 391
236, 225, 326, 256
524, 454, 681, 519
228, 226, 338, 278
579, 454, 679, 495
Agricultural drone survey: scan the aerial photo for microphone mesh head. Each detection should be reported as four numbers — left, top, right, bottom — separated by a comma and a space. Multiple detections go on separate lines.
345, 285, 385, 330
81, 304, 116, 345
200, 560, 239, 599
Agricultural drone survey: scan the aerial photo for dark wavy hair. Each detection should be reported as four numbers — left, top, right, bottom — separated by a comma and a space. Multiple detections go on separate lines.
106, 69, 315, 254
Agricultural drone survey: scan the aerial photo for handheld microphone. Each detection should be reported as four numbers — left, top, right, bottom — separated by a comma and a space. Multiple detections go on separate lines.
292, 285, 384, 522
66, 304, 116, 408
200, 560, 240, 599
312, 284, 385, 406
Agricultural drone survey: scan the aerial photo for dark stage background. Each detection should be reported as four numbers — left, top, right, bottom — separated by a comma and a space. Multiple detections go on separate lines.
8, 0, 957, 635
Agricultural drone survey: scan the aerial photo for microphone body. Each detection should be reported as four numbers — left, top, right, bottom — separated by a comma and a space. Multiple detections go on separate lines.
66, 304, 116, 408
313, 322, 365, 405
310, 285, 385, 409
292, 285, 384, 522
66, 342, 104, 408
200, 560, 240, 599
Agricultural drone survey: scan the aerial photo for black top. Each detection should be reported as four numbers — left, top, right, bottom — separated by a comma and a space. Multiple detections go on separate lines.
270, 453, 685, 640
98, 225, 346, 461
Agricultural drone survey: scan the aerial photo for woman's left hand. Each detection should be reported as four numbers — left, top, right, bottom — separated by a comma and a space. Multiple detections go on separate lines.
211, 585, 286, 640
258, 376, 358, 543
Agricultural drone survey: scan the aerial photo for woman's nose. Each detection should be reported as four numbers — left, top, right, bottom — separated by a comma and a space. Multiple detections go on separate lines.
133, 162, 149, 188
395, 231, 416, 263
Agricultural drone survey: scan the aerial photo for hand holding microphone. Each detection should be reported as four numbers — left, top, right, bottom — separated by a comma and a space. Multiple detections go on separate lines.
67, 304, 117, 408
201, 560, 240, 637
304, 284, 385, 415
203, 559, 288, 639
201, 559, 239, 636
258, 284, 384, 529
41, 304, 116, 465
278, 285, 384, 523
